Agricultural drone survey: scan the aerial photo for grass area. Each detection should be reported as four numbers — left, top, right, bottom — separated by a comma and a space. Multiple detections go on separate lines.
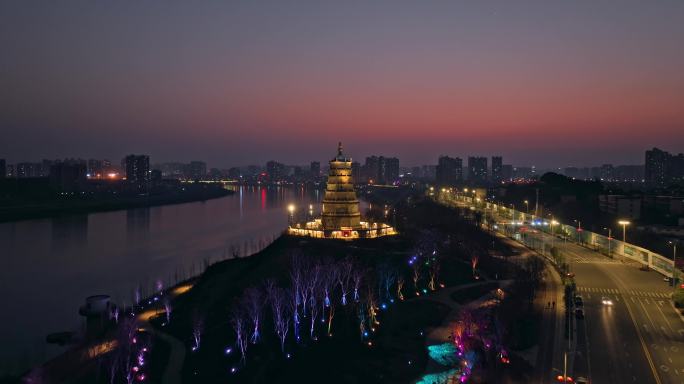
173, 288, 450, 384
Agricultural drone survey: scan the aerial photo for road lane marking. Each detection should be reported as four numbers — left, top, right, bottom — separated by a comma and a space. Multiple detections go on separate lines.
612, 278, 663, 384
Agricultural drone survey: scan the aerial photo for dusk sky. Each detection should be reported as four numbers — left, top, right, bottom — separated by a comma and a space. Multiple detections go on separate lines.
1, 1, 683, 167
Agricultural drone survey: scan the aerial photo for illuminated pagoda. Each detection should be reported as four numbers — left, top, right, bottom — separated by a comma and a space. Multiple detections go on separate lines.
322, 142, 362, 234
288, 142, 396, 240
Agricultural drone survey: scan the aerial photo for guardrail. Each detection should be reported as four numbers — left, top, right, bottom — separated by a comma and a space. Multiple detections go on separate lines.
435, 192, 676, 278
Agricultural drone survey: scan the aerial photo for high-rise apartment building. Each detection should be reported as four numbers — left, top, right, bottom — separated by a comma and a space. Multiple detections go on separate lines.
491, 156, 503, 182
467, 157, 488, 183
124, 155, 150, 189
645, 147, 684, 186
435, 156, 462, 185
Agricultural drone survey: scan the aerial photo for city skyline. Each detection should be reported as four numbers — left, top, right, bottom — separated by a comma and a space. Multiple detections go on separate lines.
2, 1, 684, 167
0, 146, 668, 170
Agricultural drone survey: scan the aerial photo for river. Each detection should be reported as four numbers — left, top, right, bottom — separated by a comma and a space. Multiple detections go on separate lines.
0, 185, 325, 375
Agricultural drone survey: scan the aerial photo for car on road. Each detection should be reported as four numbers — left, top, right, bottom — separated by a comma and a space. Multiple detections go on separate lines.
574, 295, 583, 307
576, 377, 589, 384
575, 308, 585, 319
601, 296, 613, 305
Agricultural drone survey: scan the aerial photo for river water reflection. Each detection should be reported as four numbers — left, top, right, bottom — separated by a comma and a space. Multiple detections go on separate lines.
0, 186, 325, 374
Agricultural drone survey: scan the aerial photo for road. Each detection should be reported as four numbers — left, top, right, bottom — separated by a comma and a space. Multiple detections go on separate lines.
440, 195, 684, 384
520, 227, 684, 384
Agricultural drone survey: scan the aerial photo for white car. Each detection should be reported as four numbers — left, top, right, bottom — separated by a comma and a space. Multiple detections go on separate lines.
601, 296, 613, 306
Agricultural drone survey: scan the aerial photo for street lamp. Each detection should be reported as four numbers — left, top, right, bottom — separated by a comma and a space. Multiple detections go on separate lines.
524, 200, 529, 215
574, 220, 582, 244
669, 240, 678, 290
551, 219, 559, 249
604, 227, 612, 258
288, 204, 295, 225
618, 220, 630, 243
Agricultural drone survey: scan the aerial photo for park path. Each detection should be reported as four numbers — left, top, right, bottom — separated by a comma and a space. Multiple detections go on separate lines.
419, 279, 513, 376
136, 283, 194, 384
146, 325, 185, 384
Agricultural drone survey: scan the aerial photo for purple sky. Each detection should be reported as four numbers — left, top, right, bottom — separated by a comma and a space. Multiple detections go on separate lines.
1, 1, 683, 167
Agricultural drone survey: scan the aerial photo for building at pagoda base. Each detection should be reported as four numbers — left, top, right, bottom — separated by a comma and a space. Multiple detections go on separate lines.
287, 143, 396, 240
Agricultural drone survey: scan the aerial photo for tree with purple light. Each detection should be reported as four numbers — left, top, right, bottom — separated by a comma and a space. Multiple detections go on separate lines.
337, 258, 354, 305
243, 287, 263, 344
289, 253, 304, 342
269, 286, 291, 353
230, 306, 249, 364
352, 266, 365, 302
301, 260, 320, 318
108, 317, 139, 384
323, 264, 339, 335
192, 310, 204, 351
308, 284, 321, 339
163, 299, 172, 325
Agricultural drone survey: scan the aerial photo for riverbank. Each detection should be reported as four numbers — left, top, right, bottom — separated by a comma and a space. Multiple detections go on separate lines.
18, 196, 545, 383
0, 185, 233, 223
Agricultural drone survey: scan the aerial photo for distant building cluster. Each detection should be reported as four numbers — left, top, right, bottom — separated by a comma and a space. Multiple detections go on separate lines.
1, 146, 682, 194
358, 155, 400, 185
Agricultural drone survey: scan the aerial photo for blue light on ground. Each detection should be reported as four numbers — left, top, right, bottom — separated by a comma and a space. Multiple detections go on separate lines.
427, 343, 460, 367
416, 368, 460, 384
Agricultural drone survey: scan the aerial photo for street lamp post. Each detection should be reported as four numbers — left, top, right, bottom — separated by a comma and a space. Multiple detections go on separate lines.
618, 220, 630, 243
551, 219, 559, 250
670, 241, 678, 291
524, 200, 529, 215
574, 220, 582, 244
605, 228, 612, 258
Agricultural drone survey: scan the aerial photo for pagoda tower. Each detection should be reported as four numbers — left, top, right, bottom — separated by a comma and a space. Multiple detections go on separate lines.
322, 142, 361, 234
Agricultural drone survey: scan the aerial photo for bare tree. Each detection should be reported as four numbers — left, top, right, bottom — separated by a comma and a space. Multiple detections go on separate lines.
322, 264, 339, 335
108, 317, 138, 384
230, 306, 249, 364
337, 258, 354, 305
243, 287, 263, 344
163, 299, 171, 325
352, 267, 365, 302
428, 257, 441, 291
397, 275, 405, 300
300, 261, 320, 318
412, 259, 422, 291
379, 264, 397, 301
270, 287, 291, 353
308, 285, 321, 339
366, 286, 379, 327
289, 253, 305, 342
192, 310, 204, 351
471, 254, 479, 277
356, 300, 368, 340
